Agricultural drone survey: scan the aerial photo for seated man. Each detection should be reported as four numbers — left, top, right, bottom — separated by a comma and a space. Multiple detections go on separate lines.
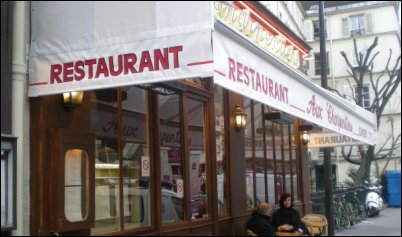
246, 202, 275, 236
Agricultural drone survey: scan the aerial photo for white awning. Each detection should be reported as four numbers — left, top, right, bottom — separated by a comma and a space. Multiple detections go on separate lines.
213, 21, 377, 145
28, 1, 377, 145
28, 1, 214, 97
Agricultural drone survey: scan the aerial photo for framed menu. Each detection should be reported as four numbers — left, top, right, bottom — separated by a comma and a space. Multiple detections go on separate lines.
1, 134, 17, 231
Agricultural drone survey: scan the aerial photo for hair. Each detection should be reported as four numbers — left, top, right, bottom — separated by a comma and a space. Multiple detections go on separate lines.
279, 193, 293, 208
257, 202, 272, 216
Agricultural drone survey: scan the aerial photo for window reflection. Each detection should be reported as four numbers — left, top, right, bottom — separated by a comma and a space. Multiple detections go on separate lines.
214, 85, 228, 216
159, 93, 184, 223
188, 98, 208, 220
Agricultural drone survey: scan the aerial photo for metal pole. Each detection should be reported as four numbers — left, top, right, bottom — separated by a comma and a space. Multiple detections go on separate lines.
319, 1, 335, 236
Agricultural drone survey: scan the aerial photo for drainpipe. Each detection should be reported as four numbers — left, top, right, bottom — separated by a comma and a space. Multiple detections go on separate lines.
11, 1, 30, 236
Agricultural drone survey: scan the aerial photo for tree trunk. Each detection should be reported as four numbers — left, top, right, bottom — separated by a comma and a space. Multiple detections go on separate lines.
355, 146, 375, 185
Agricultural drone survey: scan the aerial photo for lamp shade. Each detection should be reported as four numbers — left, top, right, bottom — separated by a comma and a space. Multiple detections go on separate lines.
63, 91, 84, 108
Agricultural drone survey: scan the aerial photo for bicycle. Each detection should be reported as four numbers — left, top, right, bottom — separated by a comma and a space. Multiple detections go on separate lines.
334, 194, 351, 231
351, 188, 367, 224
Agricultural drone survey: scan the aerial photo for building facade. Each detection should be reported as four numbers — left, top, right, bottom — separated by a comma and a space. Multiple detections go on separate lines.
303, 1, 401, 187
2, 1, 380, 236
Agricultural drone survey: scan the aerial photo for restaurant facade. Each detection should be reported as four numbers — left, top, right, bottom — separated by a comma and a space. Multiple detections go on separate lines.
15, 1, 378, 236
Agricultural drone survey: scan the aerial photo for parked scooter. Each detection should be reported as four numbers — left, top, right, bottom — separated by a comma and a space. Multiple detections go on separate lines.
364, 181, 384, 217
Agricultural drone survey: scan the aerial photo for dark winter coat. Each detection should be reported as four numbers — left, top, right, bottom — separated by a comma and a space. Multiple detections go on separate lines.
271, 207, 302, 232
246, 211, 275, 236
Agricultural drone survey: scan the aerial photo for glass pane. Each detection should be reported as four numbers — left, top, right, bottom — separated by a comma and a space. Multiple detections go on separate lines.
214, 85, 228, 216
64, 149, 89, 222
265, 120, 276, 204
121, 86, 152, 229
91, 89, 120, 234
244, 98, 255, 208
159, 93, 184, 223
254, 103, 265, 204
283, 125, 292, 194
188, 98, 208, 220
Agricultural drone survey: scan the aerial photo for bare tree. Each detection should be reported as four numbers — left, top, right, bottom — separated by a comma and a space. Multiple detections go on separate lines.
338, 37, 401, 185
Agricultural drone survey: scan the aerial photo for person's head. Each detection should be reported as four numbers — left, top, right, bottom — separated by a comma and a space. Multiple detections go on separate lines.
279, 193, 293, 208
257, 202, 272, 216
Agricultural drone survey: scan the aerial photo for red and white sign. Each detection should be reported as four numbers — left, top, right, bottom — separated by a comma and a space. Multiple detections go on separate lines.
176, 179, 184, 198
141, 156, 150, 177
213, 29, 377, 145
29, 2, 213, 97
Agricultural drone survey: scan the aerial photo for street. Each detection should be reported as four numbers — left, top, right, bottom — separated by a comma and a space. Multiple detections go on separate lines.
336, 207, 401, 236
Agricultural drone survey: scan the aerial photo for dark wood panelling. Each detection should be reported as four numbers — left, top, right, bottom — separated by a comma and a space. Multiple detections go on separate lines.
30, 93, 93, 235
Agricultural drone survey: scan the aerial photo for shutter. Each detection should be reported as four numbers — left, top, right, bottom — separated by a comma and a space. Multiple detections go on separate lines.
366, 13, 373, 34
342, 17, 349, 37
304, 20, 313, 42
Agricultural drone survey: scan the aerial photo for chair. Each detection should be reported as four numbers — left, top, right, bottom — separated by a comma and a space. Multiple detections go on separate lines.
302, 214, 328, 236
246, 229, 258, 236
275, 231, 297, 236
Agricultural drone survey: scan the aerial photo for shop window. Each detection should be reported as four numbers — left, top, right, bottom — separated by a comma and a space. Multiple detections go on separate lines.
91, 86, 152, 234
244, 98, 255, 208
214, 85, 228, 216
89, 79, 212, 234
158, 93, 185, 223
244, 102, 301, 207
187, 98, 208, 220
121, 86, 151, 230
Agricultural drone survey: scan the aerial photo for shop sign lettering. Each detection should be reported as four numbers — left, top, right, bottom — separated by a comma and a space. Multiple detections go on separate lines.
228, 57, 289, 104
214, 1, 302, 68
306, 95, 323, 119
50, 46, 183, 84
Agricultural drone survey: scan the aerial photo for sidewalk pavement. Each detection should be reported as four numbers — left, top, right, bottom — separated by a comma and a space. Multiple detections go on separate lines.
336, 207, 401, 236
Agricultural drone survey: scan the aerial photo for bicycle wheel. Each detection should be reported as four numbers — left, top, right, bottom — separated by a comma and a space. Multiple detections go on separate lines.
339, 204, 351, 229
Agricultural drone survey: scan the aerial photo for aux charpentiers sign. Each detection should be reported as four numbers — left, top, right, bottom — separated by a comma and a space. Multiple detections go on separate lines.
28, 1, 377, 146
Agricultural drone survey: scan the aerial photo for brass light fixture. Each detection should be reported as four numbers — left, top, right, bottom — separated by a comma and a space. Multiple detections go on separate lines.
299, 124, 313, 145
234, 104, 247, 130
301, 131, 310, 145
63, 91, 84, 108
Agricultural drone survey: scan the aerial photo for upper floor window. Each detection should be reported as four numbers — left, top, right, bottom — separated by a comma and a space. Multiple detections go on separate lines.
312, 20, 327, 40
354, 84, 371, 109
342, 14, 372, 37
350, 14, 366, 36
314, 53, 330, 75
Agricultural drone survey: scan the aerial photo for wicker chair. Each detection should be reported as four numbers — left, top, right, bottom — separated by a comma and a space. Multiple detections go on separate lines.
302, 214, 328, 236
275, 231, 297, 236
246, 229, 258, 236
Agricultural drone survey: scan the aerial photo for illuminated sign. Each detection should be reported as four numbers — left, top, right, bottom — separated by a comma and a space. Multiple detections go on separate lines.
213, 1, 308, 69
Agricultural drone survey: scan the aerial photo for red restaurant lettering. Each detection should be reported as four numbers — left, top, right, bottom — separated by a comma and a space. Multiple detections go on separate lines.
228, 57, 289, 104
50, 46, 183, 84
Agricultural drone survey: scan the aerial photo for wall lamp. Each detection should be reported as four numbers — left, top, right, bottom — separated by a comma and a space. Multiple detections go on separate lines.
299, 124, 313, 145
234, 104, 247, 130
63, 91, 84, 108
